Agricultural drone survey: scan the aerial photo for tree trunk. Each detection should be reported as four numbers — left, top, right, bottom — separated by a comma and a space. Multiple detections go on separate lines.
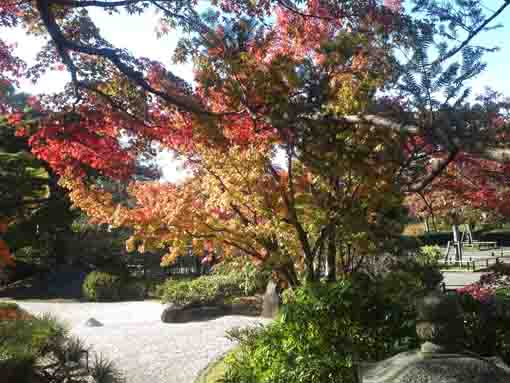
276, 261, 300, 288
326, 230, 336, 282
316, 247, 323, 280
424, 218, 430, 233
304, 255, 316, 284
44, 166, 74, 271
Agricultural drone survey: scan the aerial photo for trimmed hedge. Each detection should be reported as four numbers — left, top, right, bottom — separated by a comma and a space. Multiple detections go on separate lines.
82, 271, 125, 301
82, 270, 148, 302
158, 275, 247, 305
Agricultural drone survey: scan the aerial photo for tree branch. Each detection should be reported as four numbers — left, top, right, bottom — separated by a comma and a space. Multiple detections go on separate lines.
50, 0, 150, 7
37, 0, 210, 115
430, 0, 510, 66
406, 148, 459, 192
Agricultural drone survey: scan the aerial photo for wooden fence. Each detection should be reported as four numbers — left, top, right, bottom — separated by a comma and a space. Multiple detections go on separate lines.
126, 253, 212, 278
439, 254, 510, 271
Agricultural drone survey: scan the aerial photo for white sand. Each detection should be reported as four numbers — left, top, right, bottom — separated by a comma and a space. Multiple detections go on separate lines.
15, 301, 267, 383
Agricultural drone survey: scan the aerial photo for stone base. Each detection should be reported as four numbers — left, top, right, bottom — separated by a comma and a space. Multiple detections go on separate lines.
161, 297, 262, 323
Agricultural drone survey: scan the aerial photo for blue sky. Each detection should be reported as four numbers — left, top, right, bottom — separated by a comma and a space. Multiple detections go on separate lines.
462, 6, 510, 97
1, 2, 510, 180
3, 3, 509, 96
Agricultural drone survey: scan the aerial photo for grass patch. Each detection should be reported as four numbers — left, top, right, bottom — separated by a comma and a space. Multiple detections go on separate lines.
194, 348, 238, 383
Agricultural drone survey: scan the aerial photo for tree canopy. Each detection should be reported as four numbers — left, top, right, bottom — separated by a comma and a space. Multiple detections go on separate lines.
1, 0, 510, 283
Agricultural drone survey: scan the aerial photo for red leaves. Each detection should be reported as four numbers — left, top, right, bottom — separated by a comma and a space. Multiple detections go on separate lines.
458, 283, 495, 303
28, 110, 135, 180
405, 146, 510, 220
0, 239, 14, 268
0, 219, 13, 268
7, 113, 23, 125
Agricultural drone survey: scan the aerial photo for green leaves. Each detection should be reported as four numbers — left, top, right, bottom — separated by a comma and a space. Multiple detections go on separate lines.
223, 275, 427, 383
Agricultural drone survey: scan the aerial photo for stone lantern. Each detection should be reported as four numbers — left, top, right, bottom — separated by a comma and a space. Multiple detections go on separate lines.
359, 291, 510, 383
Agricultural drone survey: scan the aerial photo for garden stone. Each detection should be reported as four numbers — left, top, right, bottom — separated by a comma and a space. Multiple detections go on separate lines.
229, 296, 263, 316
161, 303, 226, 323
261, 280, 280, 318
161, 303, 182, 323
84, 317, 103, 327
360, 291, 510, 383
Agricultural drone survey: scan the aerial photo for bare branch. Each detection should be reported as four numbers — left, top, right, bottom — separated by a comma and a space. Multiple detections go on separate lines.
340, 115, 420, 134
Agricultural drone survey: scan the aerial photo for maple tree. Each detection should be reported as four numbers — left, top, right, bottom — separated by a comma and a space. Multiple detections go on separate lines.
406, 89, 510, 232
2, 0, 510, 284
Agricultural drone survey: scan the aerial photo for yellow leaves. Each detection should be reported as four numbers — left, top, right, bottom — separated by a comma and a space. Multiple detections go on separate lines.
125, 236, 136, 253
160, 247, 180, 267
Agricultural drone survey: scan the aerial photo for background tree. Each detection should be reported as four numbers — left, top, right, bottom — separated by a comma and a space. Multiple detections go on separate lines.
2, 0, 510, 284
0, 86, 77, 269
405, 88, 510, 240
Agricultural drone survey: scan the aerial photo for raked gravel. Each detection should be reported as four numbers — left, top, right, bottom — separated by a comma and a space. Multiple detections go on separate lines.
14, 301, 269, 383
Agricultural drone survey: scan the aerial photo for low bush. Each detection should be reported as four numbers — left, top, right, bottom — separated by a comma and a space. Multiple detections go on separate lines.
458, 282, 510, 363
417, 245, 443, 264
159, 274, 248, 305
223, 274, 424, 383
212, 258, 270, 296
122, 278, 147, 300
0, 313, 124, 383
82, 270, 126, 301
219, 260, 510, 383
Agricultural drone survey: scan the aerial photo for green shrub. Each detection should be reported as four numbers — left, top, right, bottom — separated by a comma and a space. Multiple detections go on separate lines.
223, 276, 421, 383
1, 314, 62, 361
122, 278, 147, 300
0, 313, 124, 383
82, 271, 126, 301
159, 274, 247, 305
495, 287, 510, 298
457, 285, 510, 364
212, 258, 270, 296
417, 245, 443, 264
1, 314, 67, 382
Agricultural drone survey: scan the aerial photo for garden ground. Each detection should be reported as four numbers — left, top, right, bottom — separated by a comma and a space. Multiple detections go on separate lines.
5, 300, 268, 383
